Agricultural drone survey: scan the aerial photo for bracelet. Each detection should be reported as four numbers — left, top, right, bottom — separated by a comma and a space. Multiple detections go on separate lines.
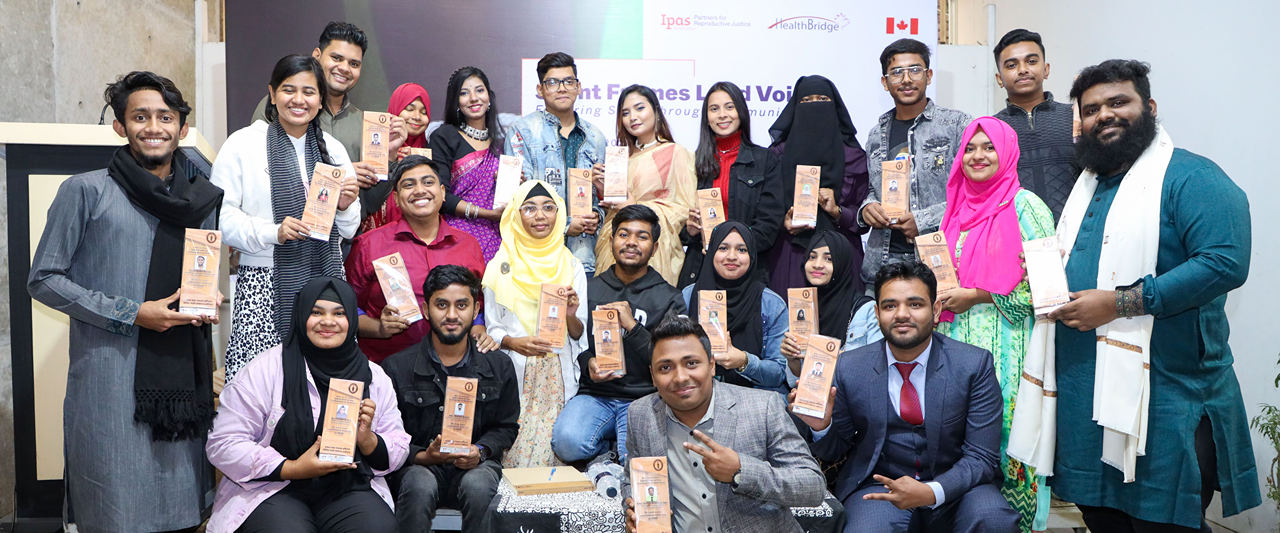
736, 355, 750, 373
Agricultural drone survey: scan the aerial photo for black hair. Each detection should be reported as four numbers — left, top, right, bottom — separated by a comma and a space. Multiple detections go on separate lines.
611, 204, 661, 243
265, 54, 334, 165
423, 264, 482, 304
391, 155, 447, 188
318, 21, 368, 53
1069, 59, 1152, 104
879, 38, 931, 75
993, 28, 1045, 65
104, 71, 192, 128
537, 52, 577, 81
694, 82, 756, 187
651, 314, 713, 363
615, 84, 675, 154
444, 66, 504, 154
873, 260, 938, 303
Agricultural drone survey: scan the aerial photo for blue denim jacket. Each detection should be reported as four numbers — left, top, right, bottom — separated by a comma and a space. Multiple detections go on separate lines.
858, 100, 971, 283
504, 110, 608, 272
681, 285, 789, 393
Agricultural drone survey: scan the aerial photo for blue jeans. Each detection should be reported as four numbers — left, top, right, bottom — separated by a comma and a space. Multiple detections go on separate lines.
551, 395, 632, 464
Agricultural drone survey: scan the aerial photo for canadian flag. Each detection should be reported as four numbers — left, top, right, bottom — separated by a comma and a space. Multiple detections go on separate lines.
886, 17, 919, 35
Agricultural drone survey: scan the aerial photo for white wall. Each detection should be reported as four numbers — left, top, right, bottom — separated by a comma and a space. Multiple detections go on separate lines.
950, 1, 1280, 530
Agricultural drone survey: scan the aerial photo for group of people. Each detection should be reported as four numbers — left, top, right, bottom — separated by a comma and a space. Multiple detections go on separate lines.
26, 18, 1259, 533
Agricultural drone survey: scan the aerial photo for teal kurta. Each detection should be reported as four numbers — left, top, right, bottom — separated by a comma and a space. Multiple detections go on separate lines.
1051, 148, 1259, 528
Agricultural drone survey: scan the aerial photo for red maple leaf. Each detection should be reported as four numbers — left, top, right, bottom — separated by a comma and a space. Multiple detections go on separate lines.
897, 20, 908, 30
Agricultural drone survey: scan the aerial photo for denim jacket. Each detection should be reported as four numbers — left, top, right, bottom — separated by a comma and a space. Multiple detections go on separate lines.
858, 99, 971, 283
504, 110, 608, 272
681, 284, 789, 393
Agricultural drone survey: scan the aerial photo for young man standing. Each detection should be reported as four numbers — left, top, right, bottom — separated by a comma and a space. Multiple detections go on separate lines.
992, 29, 1080, 220
29, 72, 223, 532
504, 52, 608, 274
1038, 60, 1258, 533
859, 38, 972, 288
380, 265, 520, 533
550, 205, 686, 465
624, 315, 825, 533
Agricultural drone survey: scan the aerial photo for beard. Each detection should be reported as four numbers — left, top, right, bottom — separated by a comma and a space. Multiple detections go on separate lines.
884, 319, 933, 351
1075, 107, 1158, 176
432, 322, 469, 346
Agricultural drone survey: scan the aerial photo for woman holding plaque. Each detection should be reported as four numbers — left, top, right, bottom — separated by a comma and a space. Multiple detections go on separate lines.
766, 75, 870, 297
677, 81, 785, 289
206, 277, 410, 533
483, 180, 588, 467
430, 66, 505, 262
213, 54, 360, 381
359, 82, 432, 233
595, 84, 695, 286
682, 222, 788, 393
935, 117, 1055, 532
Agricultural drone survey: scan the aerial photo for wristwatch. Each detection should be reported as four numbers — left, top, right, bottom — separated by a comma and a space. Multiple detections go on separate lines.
476, 444, 490, 462
731, 469, 743, 490
735, 356, 750, 373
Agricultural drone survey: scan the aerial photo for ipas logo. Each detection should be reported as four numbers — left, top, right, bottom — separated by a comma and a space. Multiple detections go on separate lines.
660, 14, 692, 29
768, 13, 849, 33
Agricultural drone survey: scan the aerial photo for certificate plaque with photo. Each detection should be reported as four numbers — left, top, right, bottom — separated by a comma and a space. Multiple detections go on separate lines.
492, 155, 524, 209
1022, 236, 1070, 317
915, 231, 959, 296
179, 229, 221, 316
568, 167, 594, 219
603, 145, 629, 203
793, 334, 839, 418
787, 288, 818, 359
537, 284, 569, 349
397, 146, 433, 160
881, 159, 910, 221
372, 252, 423, 324
696, 188, 725, 252
630, 457, 672, 533
441, 377, 477, 454
361, 111, 392, 180
592, 308, 625, 376
301, 163, 345, 242
697, 290, 728, 357
319, 378, 364, 463
792, 164, 821, 228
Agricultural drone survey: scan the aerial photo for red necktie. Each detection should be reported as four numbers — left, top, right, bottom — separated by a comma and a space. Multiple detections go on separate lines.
894, 362, 924, 426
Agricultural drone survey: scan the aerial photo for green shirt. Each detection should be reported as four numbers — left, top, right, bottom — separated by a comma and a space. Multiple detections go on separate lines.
1051, 148, 1259, 527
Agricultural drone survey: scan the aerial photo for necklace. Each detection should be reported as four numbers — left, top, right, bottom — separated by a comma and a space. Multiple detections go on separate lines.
637, 139, 660, 151
461, 123, 489, 141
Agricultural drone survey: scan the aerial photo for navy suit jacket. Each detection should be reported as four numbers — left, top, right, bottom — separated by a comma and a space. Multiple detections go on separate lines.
811, 332, 1004, 503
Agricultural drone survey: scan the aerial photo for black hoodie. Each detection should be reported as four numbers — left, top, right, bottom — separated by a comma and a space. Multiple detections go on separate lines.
578, 266, 687, 400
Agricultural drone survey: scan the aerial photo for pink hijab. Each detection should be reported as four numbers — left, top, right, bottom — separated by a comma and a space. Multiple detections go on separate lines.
939, 117, 1024, 321
388, 83, 431, 149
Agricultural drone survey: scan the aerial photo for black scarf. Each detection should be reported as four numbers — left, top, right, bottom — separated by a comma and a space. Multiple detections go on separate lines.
267, 120, 345, 341
769, 75, 859, 249
272, 277, 374, 498
806, 232, 859, 342
107, 146, 223, 442
689, 222, 766, 387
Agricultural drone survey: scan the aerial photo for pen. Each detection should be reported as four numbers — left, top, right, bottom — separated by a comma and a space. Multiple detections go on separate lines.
548, 468, 556, 481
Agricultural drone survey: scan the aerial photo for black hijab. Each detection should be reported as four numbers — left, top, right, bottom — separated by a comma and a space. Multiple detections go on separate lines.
272, 277, 373, 496
107, 146, 223, 442
806, 231, 861, 342
768, 76, 858, 249
689, 222, 767, 386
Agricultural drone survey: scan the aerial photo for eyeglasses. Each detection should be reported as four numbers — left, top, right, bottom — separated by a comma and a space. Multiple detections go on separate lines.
541, 77, 579, 90
886, 66, 927, 84
519, 204, 559, 217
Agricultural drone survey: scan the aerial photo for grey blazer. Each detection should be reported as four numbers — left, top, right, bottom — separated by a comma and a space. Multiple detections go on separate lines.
625, 381, 825, 533
811, 332, 1005, 504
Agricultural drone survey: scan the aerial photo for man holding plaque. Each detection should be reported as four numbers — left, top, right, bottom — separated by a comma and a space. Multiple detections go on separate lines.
858, 39, 971, 288
382, 265, 520, 533
1020, 60, 1258, 533
624, 315, 824, 533
345, 155, 491, 363
552, 205, 686, 465
29, 71, 222, 532
505, 52, 609, 274
794, 262, 1018, 533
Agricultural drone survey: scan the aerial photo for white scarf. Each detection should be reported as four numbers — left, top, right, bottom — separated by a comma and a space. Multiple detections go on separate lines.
1008, 125, 1172, 483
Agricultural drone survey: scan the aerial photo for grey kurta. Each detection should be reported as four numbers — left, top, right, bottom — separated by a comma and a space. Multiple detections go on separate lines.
28, 169, 214, 533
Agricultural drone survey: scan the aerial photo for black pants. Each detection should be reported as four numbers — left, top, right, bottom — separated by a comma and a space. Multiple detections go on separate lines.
386, 461, 501, 533
1078, 416, 1218, 533
237, 488, 397, 533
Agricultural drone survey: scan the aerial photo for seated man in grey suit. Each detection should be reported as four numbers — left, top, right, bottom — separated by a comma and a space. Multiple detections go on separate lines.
624, 315, 825, 533
791, 261, 1020, 533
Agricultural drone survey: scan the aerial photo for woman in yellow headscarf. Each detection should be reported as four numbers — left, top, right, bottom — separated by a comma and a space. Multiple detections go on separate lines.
483, 180, 587, 467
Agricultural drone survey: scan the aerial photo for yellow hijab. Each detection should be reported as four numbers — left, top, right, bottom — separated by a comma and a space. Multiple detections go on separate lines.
482, 180, 577, 334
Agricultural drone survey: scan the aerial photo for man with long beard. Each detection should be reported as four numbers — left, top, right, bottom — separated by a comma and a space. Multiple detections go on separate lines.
1030, 59, 1259, 532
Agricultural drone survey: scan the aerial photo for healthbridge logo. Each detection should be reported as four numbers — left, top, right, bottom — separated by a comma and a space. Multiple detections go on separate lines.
768, 14, 849, 33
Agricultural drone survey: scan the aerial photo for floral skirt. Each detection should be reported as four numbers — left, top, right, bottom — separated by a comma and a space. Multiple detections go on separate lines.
502, 354, 566, 468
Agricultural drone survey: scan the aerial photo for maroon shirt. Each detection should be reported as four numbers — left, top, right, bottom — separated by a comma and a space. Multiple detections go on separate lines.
345, 217, 486, 363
